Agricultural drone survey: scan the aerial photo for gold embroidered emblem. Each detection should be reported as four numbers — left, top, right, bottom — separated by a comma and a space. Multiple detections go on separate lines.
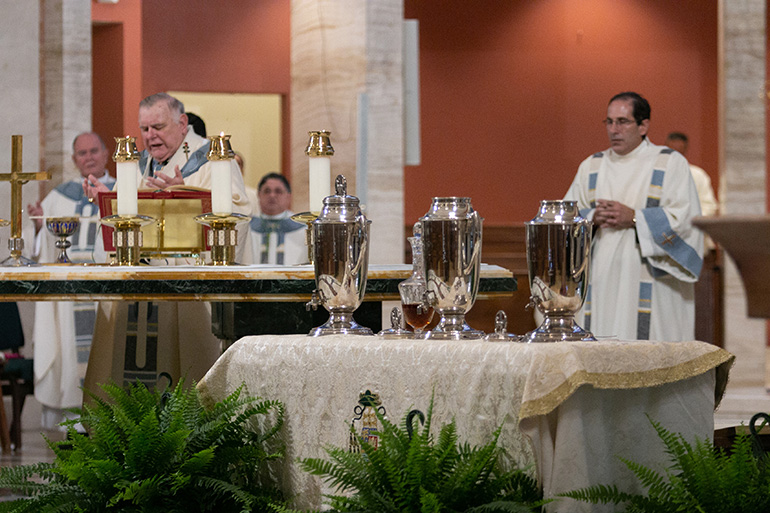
661, 233, 676, 246
349, 389, 386, 453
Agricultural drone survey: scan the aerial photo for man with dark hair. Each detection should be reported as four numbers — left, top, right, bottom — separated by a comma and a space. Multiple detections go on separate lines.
250, 172, 307, 265
185, 112, 206, 138
564, 91, 703, 341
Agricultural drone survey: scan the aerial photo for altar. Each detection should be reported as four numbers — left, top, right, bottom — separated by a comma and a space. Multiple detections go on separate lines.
0, 263, 514, 343
197, 335, 733, 512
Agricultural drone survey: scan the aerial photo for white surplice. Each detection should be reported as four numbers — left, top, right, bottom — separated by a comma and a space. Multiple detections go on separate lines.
32, 174, 115, 428
85, 129, 253, 396
249, 210, 308, 265
565, 138, 703, 341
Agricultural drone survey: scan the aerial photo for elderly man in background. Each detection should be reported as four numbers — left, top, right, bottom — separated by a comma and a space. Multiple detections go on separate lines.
83, 92, 252, 395
565, 92, 703, 342
27, 132, 115, 429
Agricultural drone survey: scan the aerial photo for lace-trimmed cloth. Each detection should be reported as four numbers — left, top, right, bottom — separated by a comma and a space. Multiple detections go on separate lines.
197, 335, 733, 509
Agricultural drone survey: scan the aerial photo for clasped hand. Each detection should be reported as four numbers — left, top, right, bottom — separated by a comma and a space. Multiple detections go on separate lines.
594, 199, 635, 229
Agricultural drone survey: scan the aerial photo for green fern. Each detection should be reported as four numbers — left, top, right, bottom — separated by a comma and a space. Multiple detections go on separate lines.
299, 396, 548, 513
560, 416, 770, 512
0, 379, 287, 512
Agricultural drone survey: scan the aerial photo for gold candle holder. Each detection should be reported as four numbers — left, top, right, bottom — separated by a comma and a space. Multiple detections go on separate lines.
101, 214, 154, 266
207, 133, 236, 161
102, 136, 153, 266
194, 213, 248, 266
113, 135, 141, 162
297, 130, 336, 264
290, 212, 318, 264
195, 132, 244, 265
305, 130, 335, 158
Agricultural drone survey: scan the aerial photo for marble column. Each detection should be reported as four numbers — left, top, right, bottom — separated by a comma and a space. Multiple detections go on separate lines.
41, 0, 92, 191
290, 0, 405, 265
720, 0, 767, 387
0, 0, 41, 259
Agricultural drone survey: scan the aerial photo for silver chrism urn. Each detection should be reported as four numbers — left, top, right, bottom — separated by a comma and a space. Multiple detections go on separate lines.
421, 197, 483, 339
523, 200, 596, 342
306, 175, 373, 336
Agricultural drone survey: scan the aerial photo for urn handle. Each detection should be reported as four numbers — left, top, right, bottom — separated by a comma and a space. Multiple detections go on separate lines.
462, 210, 482, 276
347, 214, 370, 277
570, 221, 592, 279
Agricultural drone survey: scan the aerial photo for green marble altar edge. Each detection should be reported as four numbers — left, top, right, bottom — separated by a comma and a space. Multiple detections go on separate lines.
0, 276, 515, 298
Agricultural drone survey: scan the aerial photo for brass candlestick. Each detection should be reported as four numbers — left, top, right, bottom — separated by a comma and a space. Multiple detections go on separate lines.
102, 136, 154, 266
195, 133, 245, 265
194, 213, 248, 266
290, 211, 318, 264
101, 214, 154, 265
296, 130, 336, 264
207, 132, 236, 161
305, 130, 335, 158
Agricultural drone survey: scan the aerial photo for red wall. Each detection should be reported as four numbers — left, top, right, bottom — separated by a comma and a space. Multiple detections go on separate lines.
141, 1, 291, 175
92, 0, 291, 175
93, 1, 718, 226
92, 0, 142, 154
404, 0, 719, 225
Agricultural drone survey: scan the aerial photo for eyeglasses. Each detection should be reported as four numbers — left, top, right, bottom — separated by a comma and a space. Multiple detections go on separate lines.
603, 117, 637, 128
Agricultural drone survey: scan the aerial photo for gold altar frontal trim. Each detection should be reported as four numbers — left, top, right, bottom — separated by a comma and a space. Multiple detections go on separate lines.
518, 347, 735, 420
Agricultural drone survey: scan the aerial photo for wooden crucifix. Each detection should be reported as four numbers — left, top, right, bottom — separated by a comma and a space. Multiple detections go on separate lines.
0, 135, 50, 265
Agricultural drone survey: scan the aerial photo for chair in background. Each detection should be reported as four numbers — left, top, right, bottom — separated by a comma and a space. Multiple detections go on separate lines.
0, 302, 34, 450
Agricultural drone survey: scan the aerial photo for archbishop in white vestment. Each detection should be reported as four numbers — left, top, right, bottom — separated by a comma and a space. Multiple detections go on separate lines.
566, 138, 703, 341
84, 93, 253, 396
32, 174, 115, 427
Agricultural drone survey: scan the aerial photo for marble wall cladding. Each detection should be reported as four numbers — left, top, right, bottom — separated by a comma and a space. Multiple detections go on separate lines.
721, 0, 767, 386
42, 0, 92, 190
364, 1, 404, 264
0, 0, 41, 221
291, 0, 405, 264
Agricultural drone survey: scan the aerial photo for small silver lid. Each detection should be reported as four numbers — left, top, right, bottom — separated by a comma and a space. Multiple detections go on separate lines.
315, 175, 365, 223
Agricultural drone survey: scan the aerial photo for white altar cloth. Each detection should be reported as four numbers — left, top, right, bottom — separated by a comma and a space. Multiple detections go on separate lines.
197, 335, 733, 512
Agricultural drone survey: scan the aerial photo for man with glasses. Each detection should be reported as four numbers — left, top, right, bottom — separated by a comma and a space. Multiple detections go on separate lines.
564, 91, 703, 342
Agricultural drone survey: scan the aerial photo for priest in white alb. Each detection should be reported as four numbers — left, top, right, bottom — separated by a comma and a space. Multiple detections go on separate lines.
565, 92, 703, 341
27, 132, 115, 428
250, 172, 307, 265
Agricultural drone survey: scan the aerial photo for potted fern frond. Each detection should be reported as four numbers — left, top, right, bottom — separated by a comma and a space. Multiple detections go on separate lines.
0, 379, 286, 512
296, 396, 548, 513
560, 417, 770, 512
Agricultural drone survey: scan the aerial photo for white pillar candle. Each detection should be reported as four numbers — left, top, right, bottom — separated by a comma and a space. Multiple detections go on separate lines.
308, 156, 331, 213
116, 161, 138, 216
210, 160, 232, 215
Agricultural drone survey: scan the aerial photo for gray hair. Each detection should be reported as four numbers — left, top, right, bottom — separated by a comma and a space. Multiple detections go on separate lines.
139, 92, 185, 119
72, 132, 106, 152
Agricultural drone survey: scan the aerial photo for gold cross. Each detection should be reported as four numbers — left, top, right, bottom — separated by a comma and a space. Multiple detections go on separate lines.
0, 135, 50, 262
661, 232, 676, 246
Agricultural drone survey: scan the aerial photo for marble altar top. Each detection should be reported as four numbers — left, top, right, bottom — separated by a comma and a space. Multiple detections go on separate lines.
0, 263, 515, 302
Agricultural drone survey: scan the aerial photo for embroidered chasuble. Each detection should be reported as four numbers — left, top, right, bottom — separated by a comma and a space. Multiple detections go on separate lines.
249, 211, 308, 265
564, 138, 703, 341
85, 130, 254, 397
33, 174, 115, 428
